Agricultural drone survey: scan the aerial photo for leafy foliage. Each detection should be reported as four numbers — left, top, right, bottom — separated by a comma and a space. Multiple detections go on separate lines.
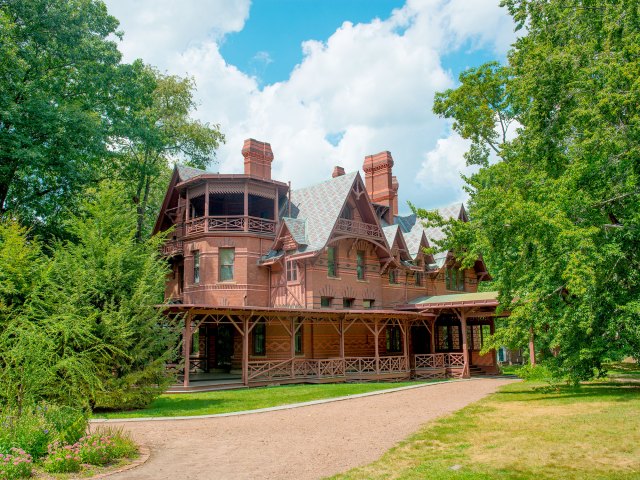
430, 0, 640, 381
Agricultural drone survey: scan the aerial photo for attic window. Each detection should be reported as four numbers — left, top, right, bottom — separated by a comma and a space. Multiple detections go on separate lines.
445, 267, 465, 291
286, 258, 298, 283
341, 205, 353, 220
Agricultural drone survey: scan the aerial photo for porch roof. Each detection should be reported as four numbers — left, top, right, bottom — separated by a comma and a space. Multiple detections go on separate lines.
401, 291, 499, 309
160, 304, 433, 318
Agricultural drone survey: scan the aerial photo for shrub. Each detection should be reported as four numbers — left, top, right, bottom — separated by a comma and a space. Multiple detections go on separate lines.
0, 404, 88, 460
42, 441, 81, 473
516, 364, 554, 381
0, 448, 33, 479
77, 427, 138, 466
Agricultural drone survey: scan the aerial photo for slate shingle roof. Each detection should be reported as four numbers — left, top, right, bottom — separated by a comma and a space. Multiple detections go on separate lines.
176, 165, 209, 182
282, 218, 308, 246
282, 171, 358, 254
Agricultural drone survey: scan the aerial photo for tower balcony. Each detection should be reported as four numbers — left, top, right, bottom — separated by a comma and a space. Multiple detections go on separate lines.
184, 215, 276, 236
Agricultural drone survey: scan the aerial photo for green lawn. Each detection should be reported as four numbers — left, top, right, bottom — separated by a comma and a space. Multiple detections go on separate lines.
94, 381, 433, 419
331, 363, 640, 480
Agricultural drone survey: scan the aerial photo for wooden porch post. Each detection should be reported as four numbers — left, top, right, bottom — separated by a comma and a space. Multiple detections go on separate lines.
374, 319, 380, 375
339, 317, 345, 358
204, 180, 209, 232
430, 318, 436, 353
242, 316, 249, 386
402, 319, 409, 374
183, 312, 192, 388
460, 312, 470, 379
290, 317, 296, 378
244, 182, 249, 232
529, 326, 536, 366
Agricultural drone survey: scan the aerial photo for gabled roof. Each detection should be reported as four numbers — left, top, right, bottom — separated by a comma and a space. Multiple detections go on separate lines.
282, 171, 359, 253
282, 218, 308, 246
176, 164, 209, 181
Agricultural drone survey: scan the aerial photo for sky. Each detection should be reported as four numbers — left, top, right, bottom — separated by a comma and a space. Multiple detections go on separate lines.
103, 0, 516, 214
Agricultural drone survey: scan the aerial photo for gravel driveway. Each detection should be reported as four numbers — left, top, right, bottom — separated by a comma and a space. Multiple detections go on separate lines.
105, 378, 514, 480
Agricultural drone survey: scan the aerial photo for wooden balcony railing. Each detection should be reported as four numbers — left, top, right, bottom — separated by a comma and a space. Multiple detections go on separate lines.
161, 240, 184, 256
184, 215, 276, 236
334, 218, 384, 239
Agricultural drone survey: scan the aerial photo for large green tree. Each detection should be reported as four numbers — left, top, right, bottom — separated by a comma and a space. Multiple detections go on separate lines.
0, 0, 123, 238
112, 64, 224, 241
430, 0, 640, 381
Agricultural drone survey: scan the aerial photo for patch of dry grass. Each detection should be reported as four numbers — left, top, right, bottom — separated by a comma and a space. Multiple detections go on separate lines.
331, 374, 640, 480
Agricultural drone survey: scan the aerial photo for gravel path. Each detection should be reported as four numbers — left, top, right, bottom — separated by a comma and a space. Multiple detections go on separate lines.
106, 378, 514, 480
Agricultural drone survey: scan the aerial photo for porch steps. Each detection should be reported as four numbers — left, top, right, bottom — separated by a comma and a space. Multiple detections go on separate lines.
166, 382, 247, 394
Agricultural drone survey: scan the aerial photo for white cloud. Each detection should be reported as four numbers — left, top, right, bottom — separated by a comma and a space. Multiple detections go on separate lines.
103, 0, 515, 211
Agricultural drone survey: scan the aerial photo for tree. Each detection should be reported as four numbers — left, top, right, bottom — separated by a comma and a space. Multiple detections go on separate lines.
112, 63, 225, 241
430, 0, 640, 381
29, 182, 178, 409
0, 0, 124, 239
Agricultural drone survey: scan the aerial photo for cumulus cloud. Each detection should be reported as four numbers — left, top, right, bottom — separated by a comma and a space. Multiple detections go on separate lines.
104, 0, 516, 211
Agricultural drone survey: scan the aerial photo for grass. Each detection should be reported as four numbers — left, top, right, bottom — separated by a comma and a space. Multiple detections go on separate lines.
330, 363, 640, 480
94, 381, 436, 419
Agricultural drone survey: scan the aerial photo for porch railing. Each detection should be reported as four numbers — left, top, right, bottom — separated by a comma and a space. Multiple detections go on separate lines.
414, 353, 465, 369
184, 215, 276, 236
334, 218, 384, 240
248, 356, 407, 382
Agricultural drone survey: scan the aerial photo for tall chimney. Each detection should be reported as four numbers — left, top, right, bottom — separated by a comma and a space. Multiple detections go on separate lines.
391, 175, 399, 217
242, 138, 274, 180
363, 151, 397, 222
332, 166, 345, 178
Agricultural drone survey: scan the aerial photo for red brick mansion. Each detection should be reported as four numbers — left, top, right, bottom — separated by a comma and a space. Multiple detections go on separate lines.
154, 139, 501, 391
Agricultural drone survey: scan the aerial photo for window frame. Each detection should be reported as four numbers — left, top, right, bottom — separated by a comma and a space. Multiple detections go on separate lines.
218, 247, 235, 282
286, 258, 298, 283
386, 325, 402, 353
389, 268, 398, 285
362, 299, 375, 309
320, 296, 333, 308
294, 319, 303, 354
327, 246, 338, 277
356, 250, 365, 280
342, 297, 355, 309
193, 250, 200, 284
252, 321, 266, 356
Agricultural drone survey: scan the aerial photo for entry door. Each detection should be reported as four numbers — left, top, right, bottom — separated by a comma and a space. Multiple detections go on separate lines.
411, 326, 430, 354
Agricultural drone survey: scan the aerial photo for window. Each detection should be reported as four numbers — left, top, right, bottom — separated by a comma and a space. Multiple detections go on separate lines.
437, 325, 448, 350
389, 268, 398, 284
415, 272, 423, 287
253, 321, 266, 355
437, 324, 461, 351
386, 326, 402, 352
363, 299, 375, 309
341, 205, 353, 220
219, 248, 235, 282
193, 251, 200, 284
356, 250, 365, 280
343, 297, 354, 309
320, 296, 333, 308
191, 327, 199, 355
445, 267, 465, 291
294, 319, 303, 354
286, 259, 298, 283
327, 246, 337, 277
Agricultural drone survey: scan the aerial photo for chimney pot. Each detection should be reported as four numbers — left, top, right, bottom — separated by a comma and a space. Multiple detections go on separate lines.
332, 166, 346, 178
363, 150, 397, 223
242, 138, 274, 180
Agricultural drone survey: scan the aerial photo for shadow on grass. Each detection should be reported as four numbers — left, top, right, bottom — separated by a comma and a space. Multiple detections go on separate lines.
497, 382, 640, 403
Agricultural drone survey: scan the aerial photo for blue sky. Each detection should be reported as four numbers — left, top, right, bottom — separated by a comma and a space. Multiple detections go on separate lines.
105, 0, 516, 212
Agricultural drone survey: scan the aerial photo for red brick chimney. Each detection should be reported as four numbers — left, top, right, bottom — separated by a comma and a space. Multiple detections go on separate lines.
242, 138, 274, 180
332, 166, 345, 178
363, 151, 398, 221
391, 175, 399, 216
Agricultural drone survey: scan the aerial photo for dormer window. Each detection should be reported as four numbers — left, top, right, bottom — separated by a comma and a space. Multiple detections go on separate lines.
445, 267, 465, 291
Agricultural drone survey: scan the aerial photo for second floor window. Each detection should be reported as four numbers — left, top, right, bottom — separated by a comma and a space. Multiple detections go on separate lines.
327, 246, 337, 277
193, 250, 200, 284
320, 296, 333, 308
219, 248, 235, 282
415, 272, 423, 286
389, 268, 398, 284
286, 259, 298, 282
356, 250, 365, 280
445, 267, 465, 291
